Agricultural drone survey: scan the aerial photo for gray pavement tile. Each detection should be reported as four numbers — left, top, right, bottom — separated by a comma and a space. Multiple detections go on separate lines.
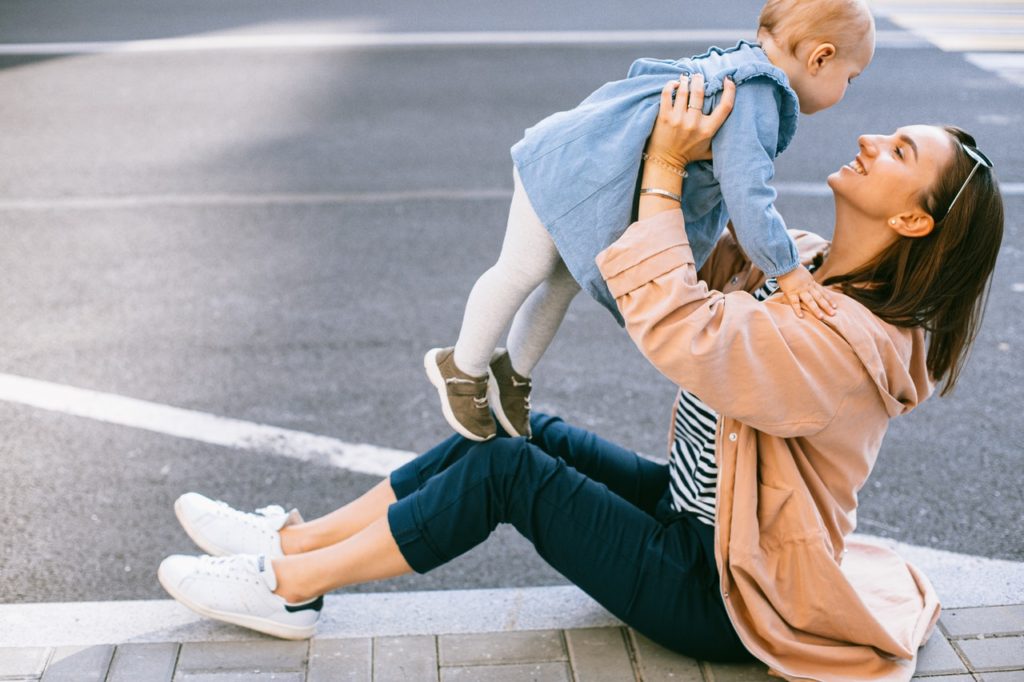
439, 630, 565, 667
944, 606, 1024, 637
308, 638, 371, 682
440, 662, 571, 682
564, 627, 636, 682
978, 672, 1024, 681
703, 661, 774, 680
40, 645, 114, 682
626, 630, 703, 682
176, 641, 308, 673
175, 674, 305, 682
911, 676, 974, 681
916, 630, 968, 676
0, 647, 50, 677
107, 642, 179, 682
373, 635, 438, 682
958, 636, 1024, 672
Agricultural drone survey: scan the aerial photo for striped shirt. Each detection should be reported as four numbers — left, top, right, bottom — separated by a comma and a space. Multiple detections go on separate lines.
668, 271, 800, 525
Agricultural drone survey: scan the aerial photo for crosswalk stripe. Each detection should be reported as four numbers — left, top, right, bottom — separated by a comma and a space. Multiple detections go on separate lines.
870, 1, 1024, 86
966, 51, 1024, 85
870, 0, 1024, 53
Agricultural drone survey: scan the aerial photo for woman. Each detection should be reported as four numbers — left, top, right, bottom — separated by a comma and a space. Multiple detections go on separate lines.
158, 76, 1003, 681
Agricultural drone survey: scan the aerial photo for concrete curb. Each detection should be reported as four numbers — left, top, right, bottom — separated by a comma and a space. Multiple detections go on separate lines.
0, 586, 620, 648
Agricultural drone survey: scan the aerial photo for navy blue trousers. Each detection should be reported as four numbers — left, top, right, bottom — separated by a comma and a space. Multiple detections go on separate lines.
386, 413, 751, 662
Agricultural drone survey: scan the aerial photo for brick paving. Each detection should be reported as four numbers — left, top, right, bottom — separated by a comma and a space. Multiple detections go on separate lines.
0, 605, 1021, 681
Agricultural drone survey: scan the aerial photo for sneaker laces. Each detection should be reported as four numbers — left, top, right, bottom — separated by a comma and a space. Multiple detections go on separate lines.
210, 500, 283, 530
196, 554, 255, 579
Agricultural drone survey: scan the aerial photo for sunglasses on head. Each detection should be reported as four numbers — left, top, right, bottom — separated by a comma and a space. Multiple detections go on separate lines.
944, 143, 993, 217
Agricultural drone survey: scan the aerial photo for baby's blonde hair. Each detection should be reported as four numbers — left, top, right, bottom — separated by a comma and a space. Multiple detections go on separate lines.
758, 0, 874, 55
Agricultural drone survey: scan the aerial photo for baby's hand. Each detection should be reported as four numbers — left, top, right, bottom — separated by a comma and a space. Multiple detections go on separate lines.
775, 265, 837, 319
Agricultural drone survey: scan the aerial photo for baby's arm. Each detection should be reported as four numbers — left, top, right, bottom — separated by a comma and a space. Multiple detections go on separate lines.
711, 79, 836, 318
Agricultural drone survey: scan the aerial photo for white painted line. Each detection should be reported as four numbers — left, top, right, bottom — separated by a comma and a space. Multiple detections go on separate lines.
967, 52, 1024, 69
0, 182, 1019, 212
1, 537, 1021, 647
0, 189, 511, 211
0, 373, 414, 478
0, 29, 925, 55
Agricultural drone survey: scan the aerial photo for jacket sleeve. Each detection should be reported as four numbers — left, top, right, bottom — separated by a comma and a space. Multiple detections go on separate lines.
596, 210, 862, 437
711, 79, 800, 278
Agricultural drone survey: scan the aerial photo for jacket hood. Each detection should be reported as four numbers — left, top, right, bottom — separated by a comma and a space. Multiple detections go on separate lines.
825, 301, 934, 417
791, 233, 935, 417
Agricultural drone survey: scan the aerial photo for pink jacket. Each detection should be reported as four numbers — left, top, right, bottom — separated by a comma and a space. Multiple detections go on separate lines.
596, 210, 941, 682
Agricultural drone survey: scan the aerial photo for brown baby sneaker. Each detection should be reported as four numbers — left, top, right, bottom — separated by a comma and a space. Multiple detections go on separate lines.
424, 347, 496, 441
487, 349, 532, 438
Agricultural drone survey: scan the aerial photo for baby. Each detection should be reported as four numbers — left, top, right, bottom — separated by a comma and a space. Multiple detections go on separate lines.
426, 0, 876, 441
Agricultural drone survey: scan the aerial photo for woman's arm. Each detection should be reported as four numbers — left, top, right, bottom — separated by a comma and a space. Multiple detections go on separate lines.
599, 76, 862, 437
636, 73, 734, 221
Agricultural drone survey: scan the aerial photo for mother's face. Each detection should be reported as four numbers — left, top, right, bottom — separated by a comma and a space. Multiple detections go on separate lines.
828, 124, 956, 230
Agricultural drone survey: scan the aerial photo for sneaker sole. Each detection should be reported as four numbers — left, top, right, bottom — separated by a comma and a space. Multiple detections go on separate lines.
174, 497, 235, 558
486, 373, 525, 438
424, 348, 494, 442
158, 563, 316, 641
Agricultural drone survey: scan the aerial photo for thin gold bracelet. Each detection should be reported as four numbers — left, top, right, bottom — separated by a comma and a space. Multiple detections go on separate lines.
642, 152, 689, 178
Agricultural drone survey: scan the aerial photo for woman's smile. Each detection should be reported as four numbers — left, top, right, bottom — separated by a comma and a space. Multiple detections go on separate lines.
844, 155, 867, 175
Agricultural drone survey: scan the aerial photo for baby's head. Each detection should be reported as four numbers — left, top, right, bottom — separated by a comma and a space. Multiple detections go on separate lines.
757, 0, 875, 114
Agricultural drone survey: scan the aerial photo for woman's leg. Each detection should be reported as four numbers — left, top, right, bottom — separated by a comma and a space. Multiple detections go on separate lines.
278, 432, 476, 554
279, 414, 663, 554
526, 413, 667, 516
271, 435, 748, 662
279, 479, 396, 555
453, 168, 562, 376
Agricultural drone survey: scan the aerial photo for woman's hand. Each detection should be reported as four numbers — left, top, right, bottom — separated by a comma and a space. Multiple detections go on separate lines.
645, 73, 736, 168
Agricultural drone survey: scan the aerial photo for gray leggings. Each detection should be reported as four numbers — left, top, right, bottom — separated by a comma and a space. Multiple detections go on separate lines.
453, 167, 580, 377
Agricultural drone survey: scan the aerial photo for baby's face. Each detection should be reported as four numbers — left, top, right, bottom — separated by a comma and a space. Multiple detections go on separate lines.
791, 37, 874, 114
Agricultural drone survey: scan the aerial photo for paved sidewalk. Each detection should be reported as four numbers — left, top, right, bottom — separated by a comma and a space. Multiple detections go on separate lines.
2, 604, 1022, 681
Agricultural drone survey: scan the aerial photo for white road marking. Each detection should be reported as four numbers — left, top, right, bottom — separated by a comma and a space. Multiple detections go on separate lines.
1, 536, 1021, 647
0, 183, 1020, 212
0, 189, 511, 211
0, 373, 414, 478
967, 51, 1024, 85
0, 29, 924, 55
870, 0, 1024, 53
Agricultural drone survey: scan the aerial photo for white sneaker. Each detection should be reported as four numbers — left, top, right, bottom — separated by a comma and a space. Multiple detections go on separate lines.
158, 553, 321, 640
174, 492, 303, 558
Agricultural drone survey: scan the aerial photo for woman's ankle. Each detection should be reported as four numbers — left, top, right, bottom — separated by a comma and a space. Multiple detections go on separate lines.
278, 526, 307, 556
270, 558, 316, 604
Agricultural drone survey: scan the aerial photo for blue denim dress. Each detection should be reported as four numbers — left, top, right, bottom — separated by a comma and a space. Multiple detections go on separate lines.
511, 41, 800, 324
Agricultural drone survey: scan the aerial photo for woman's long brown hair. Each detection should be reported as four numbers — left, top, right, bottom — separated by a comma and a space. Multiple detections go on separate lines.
819, 127, 1004, 396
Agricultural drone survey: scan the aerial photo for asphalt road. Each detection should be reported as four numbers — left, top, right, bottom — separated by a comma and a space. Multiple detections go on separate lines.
0, 1, 1021, 603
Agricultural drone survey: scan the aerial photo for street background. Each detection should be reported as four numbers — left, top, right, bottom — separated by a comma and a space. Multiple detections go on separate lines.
0, 0, 1021, 603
